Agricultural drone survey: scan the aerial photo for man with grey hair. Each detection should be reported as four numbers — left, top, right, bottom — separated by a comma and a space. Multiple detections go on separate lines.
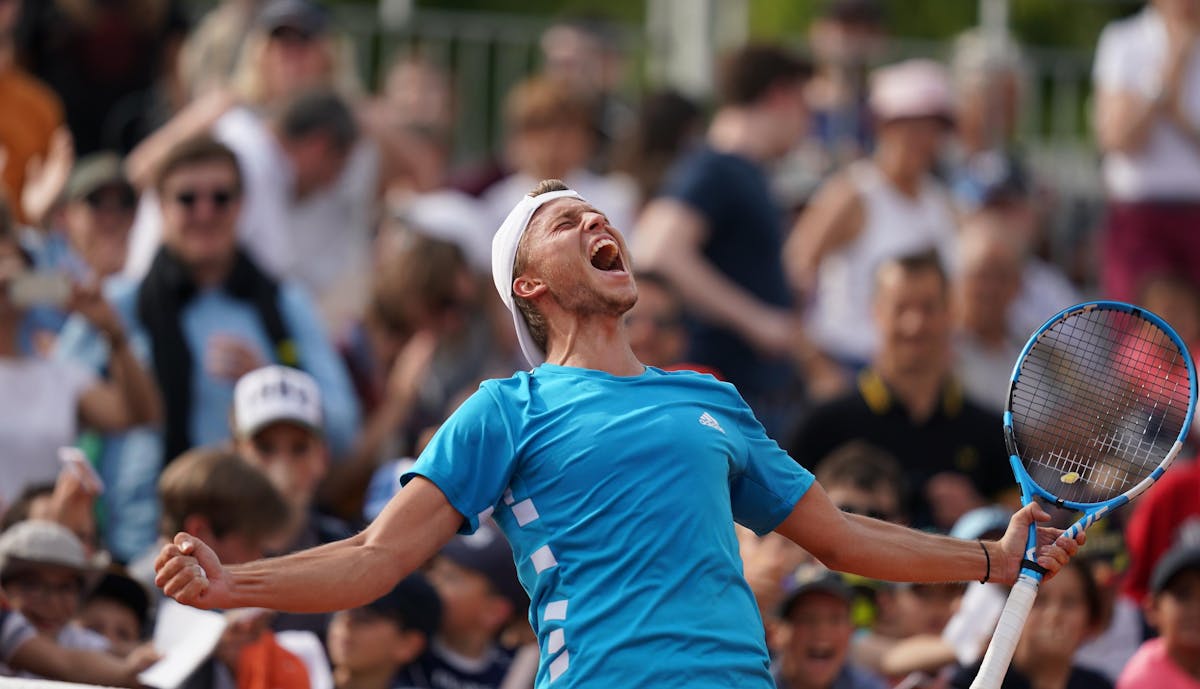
156, 180, 1083, 689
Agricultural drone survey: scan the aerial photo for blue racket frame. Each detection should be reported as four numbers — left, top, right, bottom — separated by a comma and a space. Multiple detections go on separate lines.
1002, 300, 1198, 583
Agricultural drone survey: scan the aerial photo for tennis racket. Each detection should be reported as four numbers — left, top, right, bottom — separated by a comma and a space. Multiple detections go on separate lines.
969, 300, 1197, 689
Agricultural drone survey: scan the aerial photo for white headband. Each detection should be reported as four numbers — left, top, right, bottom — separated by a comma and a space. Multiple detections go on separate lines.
491, 188, 583, 367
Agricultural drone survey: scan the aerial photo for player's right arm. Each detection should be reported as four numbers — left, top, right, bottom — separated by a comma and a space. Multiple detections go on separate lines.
155, 476, 462, 612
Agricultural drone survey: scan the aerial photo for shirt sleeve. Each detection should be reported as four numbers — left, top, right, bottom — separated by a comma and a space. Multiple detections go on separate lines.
1093, 21, 1151, 97
278, 283, 362, 457
727, 391, 814, 536
400, 384, 517, 534
0, 609, 36, 663
659, 152, 726, 226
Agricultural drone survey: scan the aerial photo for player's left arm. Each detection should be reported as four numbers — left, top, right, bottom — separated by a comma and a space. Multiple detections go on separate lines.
774, 481, 1083, 586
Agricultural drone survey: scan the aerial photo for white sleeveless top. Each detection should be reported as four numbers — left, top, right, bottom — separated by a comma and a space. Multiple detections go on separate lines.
806, 161, 957, 363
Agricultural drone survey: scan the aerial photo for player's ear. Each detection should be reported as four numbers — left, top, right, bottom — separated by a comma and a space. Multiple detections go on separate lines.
513, 275, 546, 300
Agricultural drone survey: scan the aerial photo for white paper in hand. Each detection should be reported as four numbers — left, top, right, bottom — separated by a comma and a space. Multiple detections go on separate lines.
138, 599, 229, 689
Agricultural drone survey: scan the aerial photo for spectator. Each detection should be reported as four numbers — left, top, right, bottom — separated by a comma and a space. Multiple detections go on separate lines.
325, 231, 492, 519
482, 76, 637, 243
77, 571, 151, 657
613, 89, 704, 208
1, 459, 103, 561
57, 135, 360, 561
814, 442, 906, 525
951, 215, 1025, 413
788, 58, 958, 368
129, 446, 290, 594
397, 521, 528, 689
54, 152, 139, 281
539, 15, 636, 174
0, 202, 160, 511
128, 446, 311, 689
177, 0, 269, 99
15, 0, 190, 154
951, 560, 1112, 689
0, 0, 65, 224
960, 201, 1079, 343
771, 563, 887, 689
1093, 0, 1200, 302
1118, 542, 1200, 688
0, 521, 110, 660
327, 573, 442, 689
790, 250, 1011, 530
804, 0, 887, 173
948, 29, 1028, 197
232, 364, 353, 639
634, 44, 839, 433
1075, 525, 1144, 683
1122, 455, 1200, 605
128, 88, 377, 335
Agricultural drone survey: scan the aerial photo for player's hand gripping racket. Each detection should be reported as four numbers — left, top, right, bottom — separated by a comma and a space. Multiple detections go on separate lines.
969, 301, 1197, 689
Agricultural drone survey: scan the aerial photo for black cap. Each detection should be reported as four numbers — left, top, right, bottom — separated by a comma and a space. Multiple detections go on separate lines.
85, 572, 151, 633
365, 573, 442, 639
257, 0, 330, 36
778, 563, 854, 618
1150, 542, 1200, 596
440, 521, 528, 611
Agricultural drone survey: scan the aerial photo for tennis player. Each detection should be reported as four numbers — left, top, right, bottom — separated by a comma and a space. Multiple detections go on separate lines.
156, 180, 1084, 688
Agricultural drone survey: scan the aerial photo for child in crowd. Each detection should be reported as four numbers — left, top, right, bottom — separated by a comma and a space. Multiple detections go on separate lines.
77, 571, 151, 657
0, 519, 110, 661
397, 520, 529, 689
328, 573, 443, 689
1118, 542, 1200, 689
771, 563, 887, 689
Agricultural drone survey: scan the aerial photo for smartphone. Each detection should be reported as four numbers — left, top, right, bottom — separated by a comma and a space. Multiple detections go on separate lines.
9, 272, 71, 308
58, 446, 105, 494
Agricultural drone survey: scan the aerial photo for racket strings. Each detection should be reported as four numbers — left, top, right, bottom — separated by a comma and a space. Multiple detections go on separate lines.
1010, 307, 1190, 504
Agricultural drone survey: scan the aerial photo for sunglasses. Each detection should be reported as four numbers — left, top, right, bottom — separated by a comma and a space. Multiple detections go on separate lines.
84, 187, 137, 212
173, 188, 238, 211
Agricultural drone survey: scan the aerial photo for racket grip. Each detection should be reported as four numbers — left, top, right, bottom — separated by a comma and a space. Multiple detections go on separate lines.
968, 574, 1040, 689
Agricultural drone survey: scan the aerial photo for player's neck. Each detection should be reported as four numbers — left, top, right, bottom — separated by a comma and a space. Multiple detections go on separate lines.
545, 316, 644, 376
333, 664, 395, 689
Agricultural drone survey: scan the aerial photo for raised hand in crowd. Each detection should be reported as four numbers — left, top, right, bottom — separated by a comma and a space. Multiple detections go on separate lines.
21, 127, 74, 226
205, 333, 266, 382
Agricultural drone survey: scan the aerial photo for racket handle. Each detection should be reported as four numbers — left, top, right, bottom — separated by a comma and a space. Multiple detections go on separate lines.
968, 574, 1040, 689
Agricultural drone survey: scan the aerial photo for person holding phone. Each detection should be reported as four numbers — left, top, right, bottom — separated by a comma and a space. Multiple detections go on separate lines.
0, 199, 162, 512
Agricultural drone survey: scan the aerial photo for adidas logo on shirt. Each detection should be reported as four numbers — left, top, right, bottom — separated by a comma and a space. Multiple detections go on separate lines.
699, 412, 724, 434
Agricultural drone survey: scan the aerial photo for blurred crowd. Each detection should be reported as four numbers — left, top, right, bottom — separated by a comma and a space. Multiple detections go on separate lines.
0, 0, 1199, 687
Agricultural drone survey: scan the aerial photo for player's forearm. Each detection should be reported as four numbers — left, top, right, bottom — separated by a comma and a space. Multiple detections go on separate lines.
832, 514, 1011, 585
224, 535, 408, 613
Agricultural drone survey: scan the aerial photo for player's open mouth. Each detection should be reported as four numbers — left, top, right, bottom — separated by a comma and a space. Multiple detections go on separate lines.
589, 237, 625, 272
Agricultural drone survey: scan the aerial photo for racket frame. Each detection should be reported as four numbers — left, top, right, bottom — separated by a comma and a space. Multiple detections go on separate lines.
970, 300, 1196, 689
1003, 300, 1197, 576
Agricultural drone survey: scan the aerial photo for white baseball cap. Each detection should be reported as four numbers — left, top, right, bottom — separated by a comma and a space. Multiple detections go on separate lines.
491, 187, 583, 368
233, 365, 323, 438
870, 58, 955, 123
0, 520, 109, 579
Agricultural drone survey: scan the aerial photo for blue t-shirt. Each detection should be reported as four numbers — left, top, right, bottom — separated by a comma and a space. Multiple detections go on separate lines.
402, 364, 813, 689
659, 146, 794, 401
